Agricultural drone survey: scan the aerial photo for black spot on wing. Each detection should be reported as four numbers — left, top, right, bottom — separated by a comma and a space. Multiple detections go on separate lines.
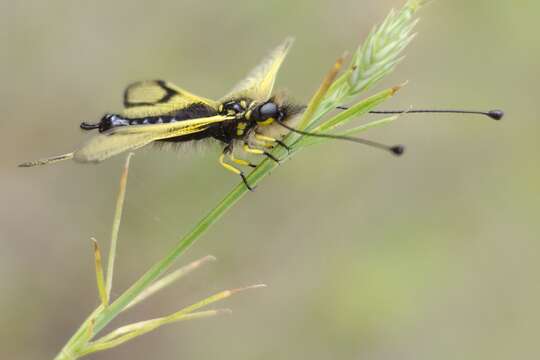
155, 80, 178, 104
123, 80, 179, 108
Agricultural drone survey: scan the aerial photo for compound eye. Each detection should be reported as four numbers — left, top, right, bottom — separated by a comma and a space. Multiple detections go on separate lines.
258, 102, 279, 120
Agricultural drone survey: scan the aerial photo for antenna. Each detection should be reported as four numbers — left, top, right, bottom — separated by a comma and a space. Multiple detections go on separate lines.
336, 107, 505, 121
275, 119, 404, 156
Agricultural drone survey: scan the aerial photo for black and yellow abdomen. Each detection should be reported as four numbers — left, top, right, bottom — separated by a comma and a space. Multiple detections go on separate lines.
83, 103, 218, 134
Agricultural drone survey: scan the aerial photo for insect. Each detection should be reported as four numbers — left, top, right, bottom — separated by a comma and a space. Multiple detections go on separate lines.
19, 38, 307, 190
19, 38, 503, 190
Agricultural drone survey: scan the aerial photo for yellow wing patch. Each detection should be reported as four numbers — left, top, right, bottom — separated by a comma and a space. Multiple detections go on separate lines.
220, 37, 294, 104
73, 115, 232, 163
122, 80, 218, 118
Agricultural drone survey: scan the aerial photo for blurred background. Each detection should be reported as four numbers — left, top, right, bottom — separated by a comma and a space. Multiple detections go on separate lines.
2, 0, 539, 359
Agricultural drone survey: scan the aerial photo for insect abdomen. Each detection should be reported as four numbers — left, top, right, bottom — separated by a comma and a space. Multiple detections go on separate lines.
96, 114, 179, 132
97, 103, 218, 133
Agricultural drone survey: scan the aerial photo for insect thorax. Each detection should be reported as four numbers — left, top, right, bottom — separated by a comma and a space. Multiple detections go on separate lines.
215, 97, 305, 143
214, 99, 257, 142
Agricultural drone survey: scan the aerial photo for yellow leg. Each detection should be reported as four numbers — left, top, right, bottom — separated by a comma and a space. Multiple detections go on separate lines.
254, 134, 277, 143
229, 153, 256, 168
254, 134, 277, 149
243, 143, 280, 164
243, 143, 264, 155
254, 133, 291, 152
219, 152, 254, 191
219, 153, 241, 175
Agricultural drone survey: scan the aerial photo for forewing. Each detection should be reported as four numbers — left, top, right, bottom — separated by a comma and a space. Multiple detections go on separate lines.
220, 37, 294, 103
74, 115, 231, 163
121, 80, 219, 118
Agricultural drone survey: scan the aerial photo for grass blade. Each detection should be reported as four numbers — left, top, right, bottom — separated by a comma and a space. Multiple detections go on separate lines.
92, 238, 108, 307
125, 255, 217, 310
106, 153, 133, 297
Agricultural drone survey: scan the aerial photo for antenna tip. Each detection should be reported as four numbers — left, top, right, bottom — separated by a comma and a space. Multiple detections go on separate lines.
391, 145, 405, 156
488, 110, 504, 120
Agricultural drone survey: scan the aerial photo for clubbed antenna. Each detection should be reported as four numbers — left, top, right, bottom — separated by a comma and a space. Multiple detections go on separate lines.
336, 106, 505, 121
276, 118, 404, 157
367, 108, 504, 120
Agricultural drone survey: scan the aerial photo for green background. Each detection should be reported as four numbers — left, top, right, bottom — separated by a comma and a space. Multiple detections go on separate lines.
2, 0, 539, 359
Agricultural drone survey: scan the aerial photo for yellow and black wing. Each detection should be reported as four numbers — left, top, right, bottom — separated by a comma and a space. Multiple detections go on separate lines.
19, 115, 233, 167
73, 115, 232, 163
220, 37, 294, 104
121, 80, 219, 118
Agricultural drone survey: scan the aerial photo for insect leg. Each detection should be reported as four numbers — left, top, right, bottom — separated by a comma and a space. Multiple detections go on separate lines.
253, 134, 275, 149
243, 143, 280, 164
254, 134, 291, 153
219, 150, 254, 191
228, 152, 257, 169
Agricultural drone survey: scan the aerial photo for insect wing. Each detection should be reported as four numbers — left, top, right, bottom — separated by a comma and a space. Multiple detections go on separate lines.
122, 80, 219, 118
220, 37, 293, 104
74, 115, 232, 163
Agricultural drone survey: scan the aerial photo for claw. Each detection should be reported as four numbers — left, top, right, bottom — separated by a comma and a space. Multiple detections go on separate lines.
264, 152, 280, 164
240, 173, 255, 191
276, 140, 291, 153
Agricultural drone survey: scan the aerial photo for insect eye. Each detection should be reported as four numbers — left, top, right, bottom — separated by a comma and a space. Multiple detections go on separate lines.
258, 102, 279, 121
